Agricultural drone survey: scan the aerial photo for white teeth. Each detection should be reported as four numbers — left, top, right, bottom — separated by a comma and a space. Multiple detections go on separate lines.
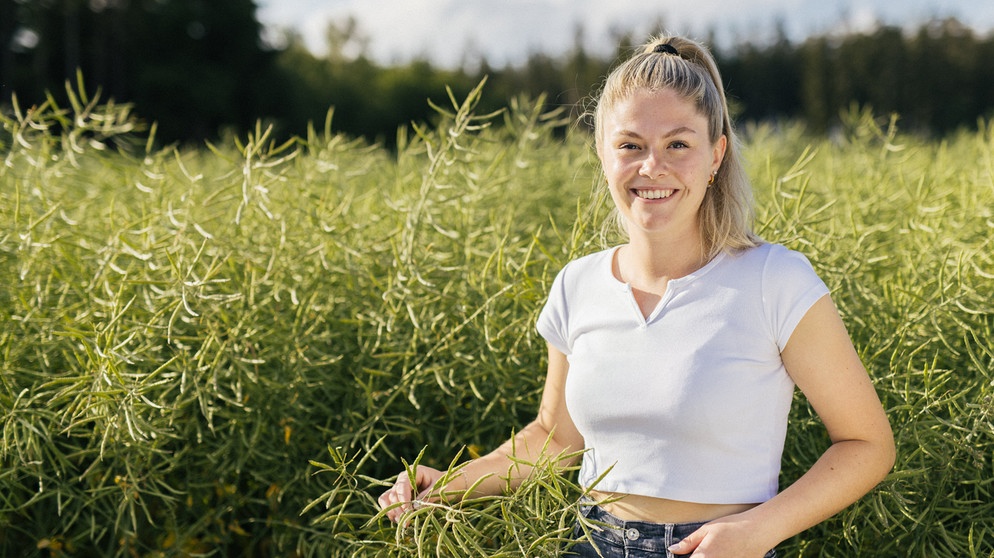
635, 189, 674, 200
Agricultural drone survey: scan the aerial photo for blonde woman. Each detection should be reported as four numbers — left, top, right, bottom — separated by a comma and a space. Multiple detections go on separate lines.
379, 34, 895, 558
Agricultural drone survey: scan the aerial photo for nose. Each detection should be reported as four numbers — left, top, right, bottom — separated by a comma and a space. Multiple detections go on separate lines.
639, 151, 667, 178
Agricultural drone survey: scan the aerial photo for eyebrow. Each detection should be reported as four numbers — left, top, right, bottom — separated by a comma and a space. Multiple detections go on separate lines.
612, 126, 700, 140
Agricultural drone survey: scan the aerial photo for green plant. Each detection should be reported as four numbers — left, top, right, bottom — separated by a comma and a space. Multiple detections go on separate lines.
2, 80, 992, 557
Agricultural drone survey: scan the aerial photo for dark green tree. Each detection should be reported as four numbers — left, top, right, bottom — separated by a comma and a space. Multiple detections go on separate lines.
719, 23, 802, 123
908, 19, 981, 133
797, 36, 834, 132
122, 0, 279, 142
1, 0, 280, 143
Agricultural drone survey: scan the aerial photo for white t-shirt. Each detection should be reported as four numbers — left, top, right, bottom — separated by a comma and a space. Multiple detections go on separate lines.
536, 243, 830, 504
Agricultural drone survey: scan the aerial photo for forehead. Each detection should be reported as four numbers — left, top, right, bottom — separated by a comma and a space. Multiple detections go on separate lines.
604, 88, 707, 132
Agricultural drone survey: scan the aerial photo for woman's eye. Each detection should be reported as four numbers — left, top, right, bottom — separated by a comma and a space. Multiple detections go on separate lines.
670, 141, 689, 149
619, 143, 640, 150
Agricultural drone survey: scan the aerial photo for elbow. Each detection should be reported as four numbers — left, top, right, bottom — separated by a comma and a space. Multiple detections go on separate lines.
880, 435, 897, 479
866, 427, 897, 485
869, 414, 897, 482
837, 429, 896, 487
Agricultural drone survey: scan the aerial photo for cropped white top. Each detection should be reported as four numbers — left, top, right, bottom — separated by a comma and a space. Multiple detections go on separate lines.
536, 243, 829, 504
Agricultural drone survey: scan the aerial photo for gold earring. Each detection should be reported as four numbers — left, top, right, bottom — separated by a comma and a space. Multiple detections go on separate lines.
708, 171, 717, 186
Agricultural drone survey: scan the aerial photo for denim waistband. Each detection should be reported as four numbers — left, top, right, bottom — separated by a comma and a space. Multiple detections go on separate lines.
573, 499, 776, 558
576, 500, 706, 555
583, 502, 706, 537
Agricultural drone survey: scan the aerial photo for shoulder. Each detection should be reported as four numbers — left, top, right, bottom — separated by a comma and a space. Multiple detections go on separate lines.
543, 246, 617, 311
729, 241, 797, 261
743, 244, 830, 347
561, 246, 616, 272
551, 246, 616, 287
728, 242, 819, 278
538, 247, 617, 354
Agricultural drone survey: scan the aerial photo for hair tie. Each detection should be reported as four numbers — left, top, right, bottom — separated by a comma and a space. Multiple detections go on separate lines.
653, 43, 679, 55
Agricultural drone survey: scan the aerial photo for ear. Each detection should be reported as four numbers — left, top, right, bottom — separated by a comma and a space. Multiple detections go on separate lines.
711, 134, 727, 173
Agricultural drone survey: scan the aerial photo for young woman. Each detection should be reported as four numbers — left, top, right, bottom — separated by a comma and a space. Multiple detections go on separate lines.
378, 34, 895, 558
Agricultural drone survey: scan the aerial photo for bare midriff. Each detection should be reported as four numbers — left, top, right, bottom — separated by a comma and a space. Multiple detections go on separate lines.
587, 489, 759, 523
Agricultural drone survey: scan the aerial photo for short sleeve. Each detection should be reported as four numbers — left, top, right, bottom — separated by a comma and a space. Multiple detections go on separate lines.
536, 265, 571, 355
762, 245, 831, 350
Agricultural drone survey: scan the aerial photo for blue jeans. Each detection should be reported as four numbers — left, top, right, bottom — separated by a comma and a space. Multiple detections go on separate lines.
565, 502, 777, 558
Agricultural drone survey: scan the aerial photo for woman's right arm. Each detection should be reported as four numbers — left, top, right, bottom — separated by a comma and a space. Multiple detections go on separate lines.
378, 344, 582, 523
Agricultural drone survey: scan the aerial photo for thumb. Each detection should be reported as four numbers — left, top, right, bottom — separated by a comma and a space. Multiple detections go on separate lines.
668, 526, 706, 555
412, 466, 447, 502
414, 466, 439, 492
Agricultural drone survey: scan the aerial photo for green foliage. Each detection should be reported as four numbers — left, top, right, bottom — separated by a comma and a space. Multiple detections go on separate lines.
745, 112, 994, 556
2, 81, 994, 557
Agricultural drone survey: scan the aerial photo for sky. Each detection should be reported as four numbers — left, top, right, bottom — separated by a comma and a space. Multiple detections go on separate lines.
256, 0, 994, 68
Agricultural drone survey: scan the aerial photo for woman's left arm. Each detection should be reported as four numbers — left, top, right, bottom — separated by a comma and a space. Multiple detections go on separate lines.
670, 294, 896, 557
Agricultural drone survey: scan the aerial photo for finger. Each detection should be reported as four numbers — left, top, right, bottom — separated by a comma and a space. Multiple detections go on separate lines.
378, 488, 407, 521
379, 481, 400, 508
395, 474, 413, 497
668, 527, 705, 555
379, 467, 437, 522
385, 494, 407, 523
387, 502, 403, 523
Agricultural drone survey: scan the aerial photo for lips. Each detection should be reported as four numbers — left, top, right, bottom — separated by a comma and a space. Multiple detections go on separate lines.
633, 189, 675, 200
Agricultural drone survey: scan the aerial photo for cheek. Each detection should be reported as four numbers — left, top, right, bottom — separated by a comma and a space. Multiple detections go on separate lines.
601, 161, 624, 186
606, 156, 639, 178
677, 158, 711, 181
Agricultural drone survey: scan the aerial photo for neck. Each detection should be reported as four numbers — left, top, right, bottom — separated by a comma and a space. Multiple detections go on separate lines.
621, 229, 708, 283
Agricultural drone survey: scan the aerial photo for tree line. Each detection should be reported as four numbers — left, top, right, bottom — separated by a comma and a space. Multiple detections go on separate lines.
2, 1, 992, 145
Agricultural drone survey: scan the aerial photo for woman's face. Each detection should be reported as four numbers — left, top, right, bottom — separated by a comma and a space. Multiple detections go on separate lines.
598, 88, 726, 241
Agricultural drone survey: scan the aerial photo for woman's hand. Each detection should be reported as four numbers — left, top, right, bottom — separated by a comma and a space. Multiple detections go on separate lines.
666, 514, 772, 557
376, 345, 580, 525
377, 465, 446, 523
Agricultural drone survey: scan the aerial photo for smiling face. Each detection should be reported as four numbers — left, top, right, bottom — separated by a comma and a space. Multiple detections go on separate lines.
598, 88, 726, 243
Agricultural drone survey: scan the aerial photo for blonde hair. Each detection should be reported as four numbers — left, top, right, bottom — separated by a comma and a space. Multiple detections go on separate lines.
592, 35, 761, 259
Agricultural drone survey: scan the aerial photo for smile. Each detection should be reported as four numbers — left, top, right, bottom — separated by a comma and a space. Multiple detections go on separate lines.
634, 189, 675, 200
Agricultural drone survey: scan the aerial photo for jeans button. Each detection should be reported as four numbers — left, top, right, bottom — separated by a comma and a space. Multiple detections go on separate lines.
625, 527, 640, 540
